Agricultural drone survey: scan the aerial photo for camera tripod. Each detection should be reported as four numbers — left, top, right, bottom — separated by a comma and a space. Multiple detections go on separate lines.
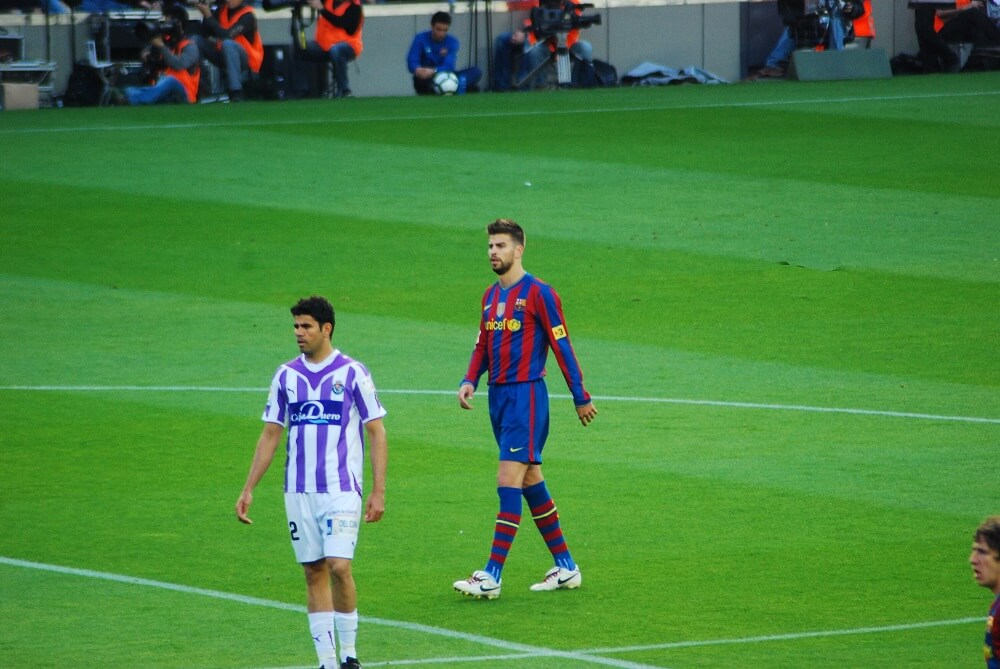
515, 31, 577, 88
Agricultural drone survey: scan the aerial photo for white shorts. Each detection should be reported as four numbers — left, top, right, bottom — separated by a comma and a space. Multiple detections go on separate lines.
284, 491, 362, 564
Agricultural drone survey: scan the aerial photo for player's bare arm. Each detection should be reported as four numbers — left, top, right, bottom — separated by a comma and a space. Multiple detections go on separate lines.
363, 418, 388, 523
235, 422, 283, 524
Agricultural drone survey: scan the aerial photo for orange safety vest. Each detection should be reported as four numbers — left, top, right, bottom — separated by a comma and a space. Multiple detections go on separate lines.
315, 0, 363, 57
935, 0, 971, 32
219, 4, 263, 73
853, 0, 874, 39
164, 38, 201, 103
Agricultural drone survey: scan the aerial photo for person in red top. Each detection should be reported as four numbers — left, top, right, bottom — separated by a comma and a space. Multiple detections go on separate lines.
119, 5, 201, 105
303, 0, 363, 98
194, 0, 262, 102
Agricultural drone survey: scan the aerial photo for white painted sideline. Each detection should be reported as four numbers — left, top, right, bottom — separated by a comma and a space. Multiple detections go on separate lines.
1, 90, 1000, 136
1, 556, 983, 669
1, 385, 997, 425
0, 556, 664, 669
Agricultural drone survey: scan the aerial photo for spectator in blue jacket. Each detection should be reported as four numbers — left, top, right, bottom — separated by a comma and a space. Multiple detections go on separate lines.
406, 11, 481, 94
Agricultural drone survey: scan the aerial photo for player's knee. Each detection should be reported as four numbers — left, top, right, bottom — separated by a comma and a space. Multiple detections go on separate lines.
303, 559, 329, 587
327, 557, 353, 582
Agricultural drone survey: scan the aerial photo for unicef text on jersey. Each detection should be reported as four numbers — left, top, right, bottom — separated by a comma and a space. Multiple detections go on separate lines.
485, 318, 523, 332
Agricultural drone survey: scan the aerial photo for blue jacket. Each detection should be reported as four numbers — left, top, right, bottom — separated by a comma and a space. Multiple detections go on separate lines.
406, 30, 459, 73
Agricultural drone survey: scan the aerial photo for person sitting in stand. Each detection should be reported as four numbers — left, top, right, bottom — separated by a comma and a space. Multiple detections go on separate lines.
193, 0, 262, 102
755, 0, 866, 78
493, 0, 593, 91
913, 0, 1000, 72
117, 4, 201, 105
302, 0, 363, 98
406, 11, 481, 95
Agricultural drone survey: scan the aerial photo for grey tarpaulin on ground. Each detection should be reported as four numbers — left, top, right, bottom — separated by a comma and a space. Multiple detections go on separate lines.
622, 61, 729, 85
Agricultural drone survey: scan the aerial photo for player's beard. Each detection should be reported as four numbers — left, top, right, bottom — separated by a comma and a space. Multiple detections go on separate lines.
491, 257, 513, 276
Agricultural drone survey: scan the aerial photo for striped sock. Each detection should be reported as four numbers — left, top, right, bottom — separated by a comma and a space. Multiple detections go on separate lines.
523, 481, 576, 571
484, 486, 522, 581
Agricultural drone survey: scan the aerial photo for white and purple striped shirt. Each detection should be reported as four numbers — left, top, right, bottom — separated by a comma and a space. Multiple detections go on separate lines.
262, 349, 386, 494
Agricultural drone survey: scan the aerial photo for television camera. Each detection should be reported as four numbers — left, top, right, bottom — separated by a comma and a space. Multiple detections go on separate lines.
517, 0, 601, 88
131, 6, 188, 81
530, 0, 602, 40
133, 19, 183, 44
777, 0, 864, 48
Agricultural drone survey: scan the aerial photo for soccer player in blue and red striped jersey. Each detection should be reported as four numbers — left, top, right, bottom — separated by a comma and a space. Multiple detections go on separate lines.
453, 219, 597, 599
971, 517, 1000, 669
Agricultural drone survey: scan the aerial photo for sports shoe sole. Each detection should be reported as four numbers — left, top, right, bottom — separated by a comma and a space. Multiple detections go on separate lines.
453, 585, 501, 600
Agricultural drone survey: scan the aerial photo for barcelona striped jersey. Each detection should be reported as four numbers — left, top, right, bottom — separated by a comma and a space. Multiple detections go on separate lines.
463, 273, 590, 406
262, 349, 386, 495
987, 592, 1000, 669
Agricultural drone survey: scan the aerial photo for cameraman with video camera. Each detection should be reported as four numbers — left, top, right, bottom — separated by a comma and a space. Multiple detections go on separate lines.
193, 0, 263, 102
118, 4, 201, 104
493, 0, 594, 91
301, 0, 363, 98
754, 0, 866, 78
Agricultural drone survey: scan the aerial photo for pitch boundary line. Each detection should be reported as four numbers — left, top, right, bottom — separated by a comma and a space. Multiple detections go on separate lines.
1, 385, 997, 424
2, 89, 999, 136
2, 557, 981, 668
581, 616, 984, 654
0, 557, 664, 669
1, 557, 981, 669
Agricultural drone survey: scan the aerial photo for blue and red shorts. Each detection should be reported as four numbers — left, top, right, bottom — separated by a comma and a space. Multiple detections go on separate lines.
488, 379, 550, 464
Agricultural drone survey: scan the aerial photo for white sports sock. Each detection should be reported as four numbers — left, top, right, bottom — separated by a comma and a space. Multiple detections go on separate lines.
335, 609, 359, 663
308, 611, 337, 668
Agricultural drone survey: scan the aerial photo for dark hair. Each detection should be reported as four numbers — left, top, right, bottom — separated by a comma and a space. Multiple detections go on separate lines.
975, 517, 1000, 557
162, 3, 189, 24
487, 218, 525, 246
291, 296, 336, 334
431, 11, 451, 26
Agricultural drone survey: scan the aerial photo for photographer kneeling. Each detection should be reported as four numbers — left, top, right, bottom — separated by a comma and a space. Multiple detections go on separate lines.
194, 0, 263, 102
118, 5, 201, 105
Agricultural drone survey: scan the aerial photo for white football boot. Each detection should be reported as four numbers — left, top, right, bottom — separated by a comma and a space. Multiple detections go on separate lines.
453, 570, 502, 599
529, 566, 582, 591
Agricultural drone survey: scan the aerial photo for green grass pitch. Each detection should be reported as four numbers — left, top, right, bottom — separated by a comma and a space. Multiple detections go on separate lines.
1, 73, 998, 668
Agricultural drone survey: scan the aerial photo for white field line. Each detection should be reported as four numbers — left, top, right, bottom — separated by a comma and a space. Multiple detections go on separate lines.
580, 616, 984, 654
1, 90, 999, 136
2, 557, 981, 669
1, 385, 997, 425
252, 655, 565, 669
0, 557, 664, 669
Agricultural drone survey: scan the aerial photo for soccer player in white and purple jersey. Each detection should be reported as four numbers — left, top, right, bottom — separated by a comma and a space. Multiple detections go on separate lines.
236, 296, 387, 669
453, 219, 597, 600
